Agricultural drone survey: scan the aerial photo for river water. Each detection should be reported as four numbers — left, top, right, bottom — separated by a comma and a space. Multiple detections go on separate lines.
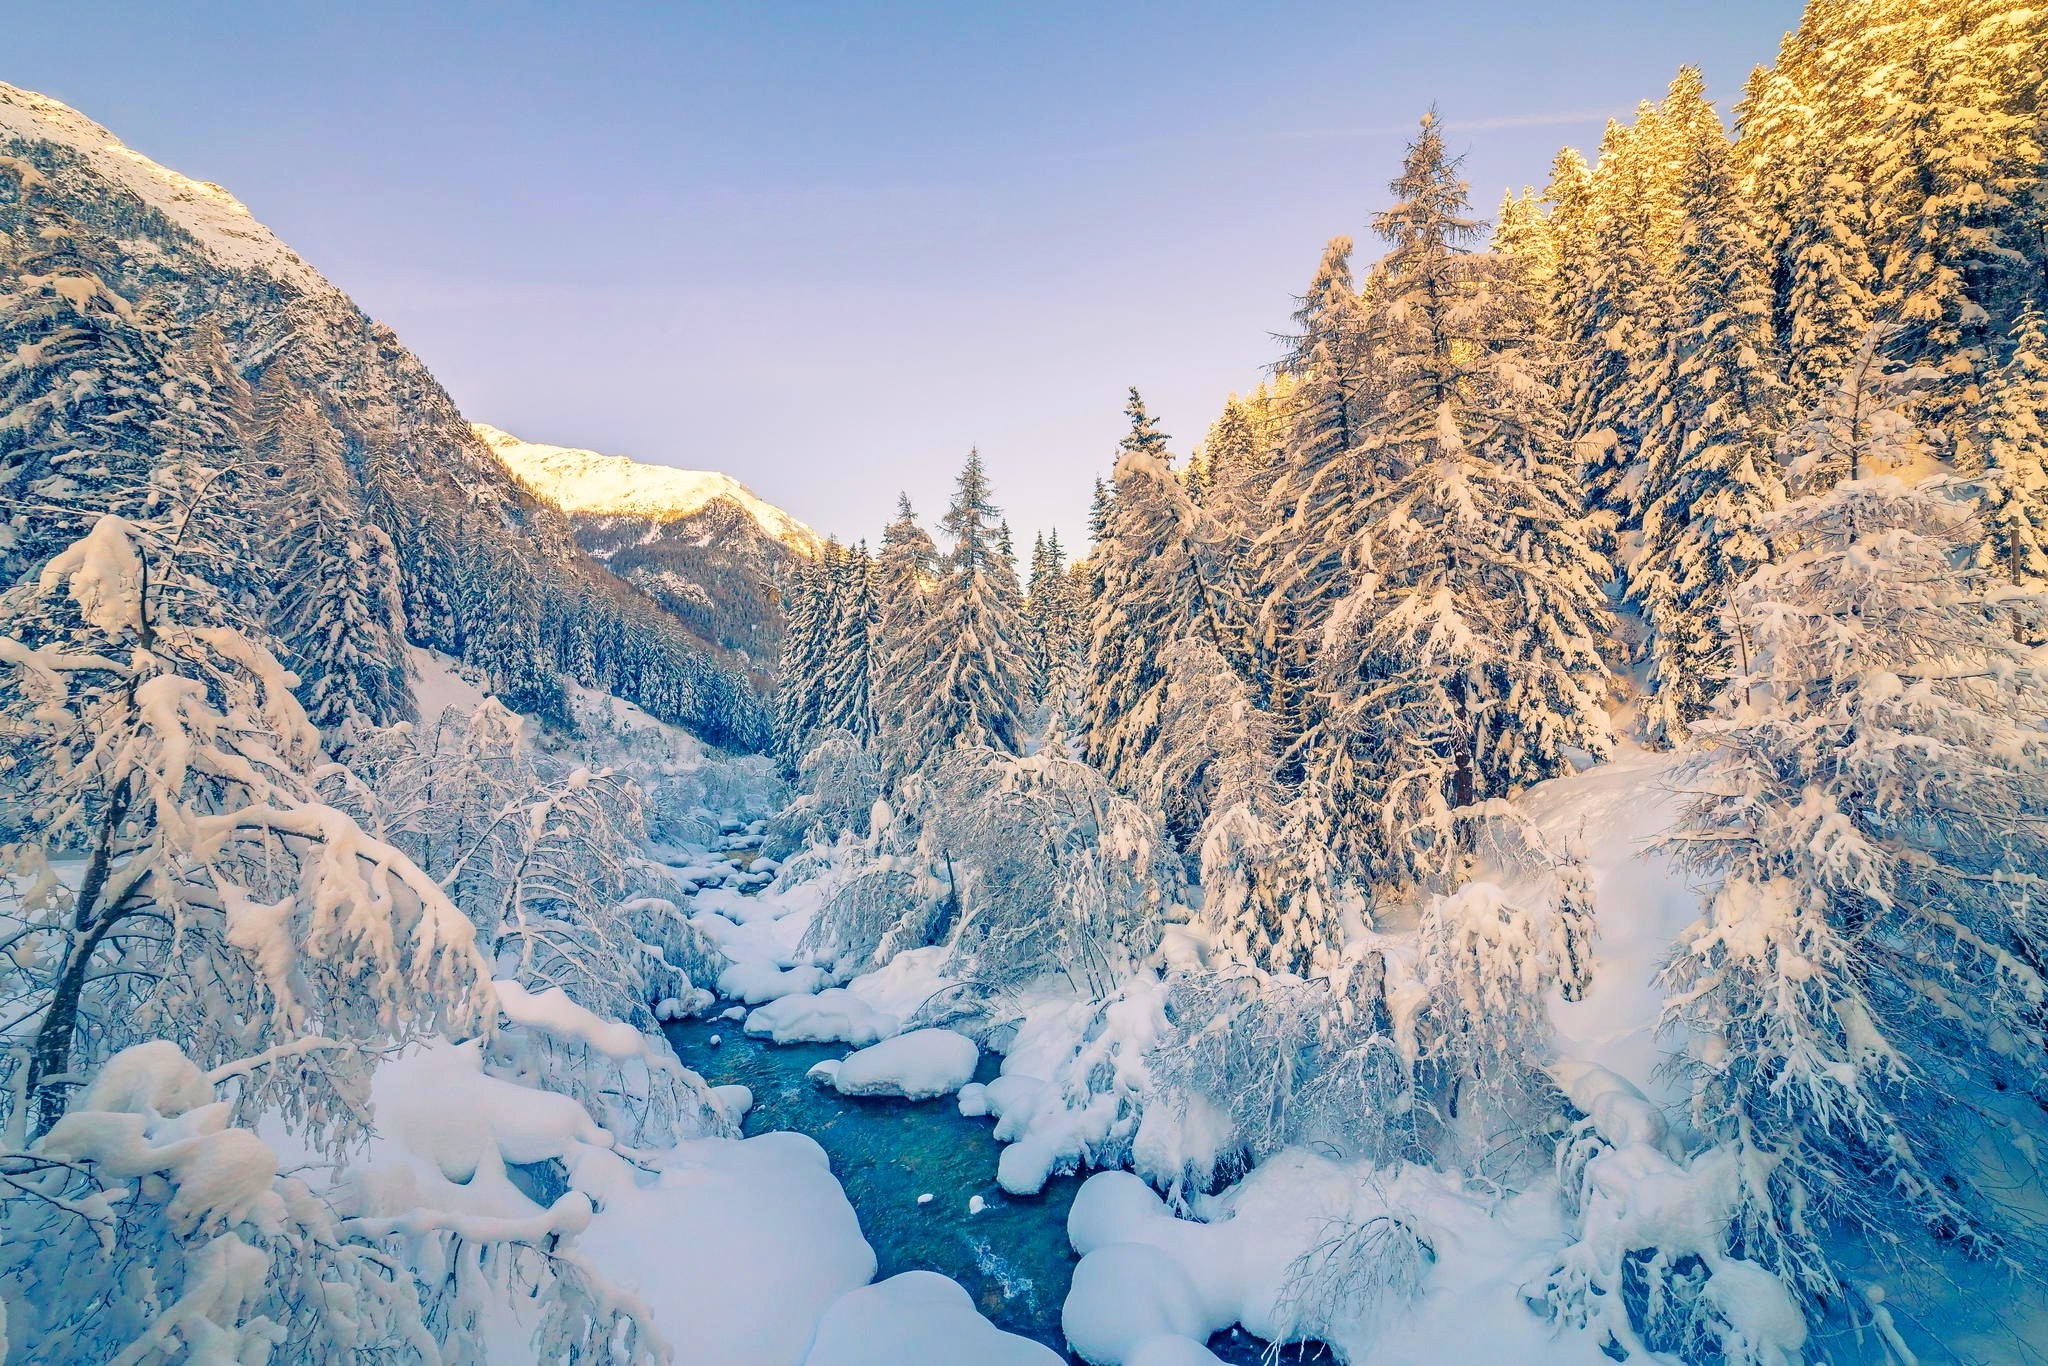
661, 1016, 1289, 1363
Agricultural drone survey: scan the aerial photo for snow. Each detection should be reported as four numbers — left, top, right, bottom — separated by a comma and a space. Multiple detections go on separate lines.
473, 422, 821, 554
575, 1131, 879, 1366
494, 979, 646, 1060
745, 986, 900, 1046
0, 82, 330, 292
408, 647, 490, 723
1058, 1156, 1617, 1366
1063, 1241, 1211, 1365
1528, 745, 1698, 1108
829, 1028, 979, 1101
800, 1271, 1063, 1366
719, 959, 827, 1004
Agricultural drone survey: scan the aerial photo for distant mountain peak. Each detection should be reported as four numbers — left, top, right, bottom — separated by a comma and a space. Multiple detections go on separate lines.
472, 423, 820, 555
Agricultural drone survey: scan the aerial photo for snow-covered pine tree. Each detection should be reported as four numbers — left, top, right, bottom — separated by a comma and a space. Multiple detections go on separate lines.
1631, 70, 1789, 746
1315, 112, 1614, 886
266, 395, 413, 745
1736, 62, 1878, 408
1556, 112, 1676, 554
1194, 392, 1268, 541
817, 539, 877, 741
1252, 237, 1373, 758
1859, 0, 2041, 452
0, 218, 171, 587
773, 545, 835, 760
869, 494, 940, 783
1026, 528, 1086, 719
1085, 389, 1250, 848
1657, 471, 2048, 1327
1975, 302, 2048, 592
898, 451, 1032, 760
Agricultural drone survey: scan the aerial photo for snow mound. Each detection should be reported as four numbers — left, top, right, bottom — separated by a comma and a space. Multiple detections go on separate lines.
746, 987, 900, 1046
830, 1028, 979, 1101
718, 960, 826, 1005
474, 423, 820, 554
801, 1271, 1063, 1365
575, 1130, 876, 1366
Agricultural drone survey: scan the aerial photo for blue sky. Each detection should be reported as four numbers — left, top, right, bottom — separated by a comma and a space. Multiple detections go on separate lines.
11, 1, 1801, 544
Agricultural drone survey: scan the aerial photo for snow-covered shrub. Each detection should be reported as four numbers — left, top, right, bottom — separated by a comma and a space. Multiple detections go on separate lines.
761, 727, 881, 861
337, 703, 707, 1032
488, 980, 733, 1148
1131, 955, 1424, 1202
1270, 1200, 1436, 1350
1414, 876, 1588, 1155
1540, 1061, 1805, 1366
0, 516, 487, 1141
643, 752, 782, 848
798, 857, 928, 976
0, 1039, 665, 1366
1657, 474, 2048, 1328
0, 1041, 438, 1363
921, 746, 1181, 997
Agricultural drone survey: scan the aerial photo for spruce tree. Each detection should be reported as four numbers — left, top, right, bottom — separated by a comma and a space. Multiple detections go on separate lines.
1631, 71, 1789, 745
774, 547, 834, 759
1318, 112, 1614, 885
1976, 303, 2048, 590
0, 219, 170, 586
1658, 471, 2048, 1324
869, 494, 940, 782
817, 540, 877, 741
1083, 390, 1246, 847
899, 452, 1032, 760
269, 398, 413, 744
1251, 236, 1371, 755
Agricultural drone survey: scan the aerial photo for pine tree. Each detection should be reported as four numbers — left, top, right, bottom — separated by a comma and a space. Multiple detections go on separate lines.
1195, 393, 1266, 540
1084, 390, 1247, 847
773, 548, 834, 759
1860, 0, 2040, 448
898, 452, 1032, 759
1631, 71, 1789, 745
271, 398, 414, 744
1317, 112, 1614, 885
869, 494, 941, 783
1976, 302, 2048, 590
817, 540, 876, 741
1252, 237, 1371, 754
1553, 117, 1673, 555
0, 219, 171, 586
1657, 472, 2048, 1323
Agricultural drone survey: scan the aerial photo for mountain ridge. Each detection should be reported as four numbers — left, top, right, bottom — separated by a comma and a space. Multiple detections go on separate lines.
474, 422, 821, 556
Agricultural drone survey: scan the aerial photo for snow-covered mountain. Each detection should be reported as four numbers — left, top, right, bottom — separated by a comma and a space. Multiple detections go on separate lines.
0, 81, 767, 747
473, 423, 821, 555
0, 83, 325, 293
477, 423, 816, 668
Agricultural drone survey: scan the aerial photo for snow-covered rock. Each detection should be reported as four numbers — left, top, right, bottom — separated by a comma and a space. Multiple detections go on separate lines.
717, 960, 826, 1005
745, 987, 899, 1046
830, 1029, 979, 1101
801, 1271, 1063, 1365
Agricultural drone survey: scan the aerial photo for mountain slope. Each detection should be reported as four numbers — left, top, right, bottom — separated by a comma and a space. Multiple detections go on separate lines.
477, 423, 817, 667
0, 81, 766, 748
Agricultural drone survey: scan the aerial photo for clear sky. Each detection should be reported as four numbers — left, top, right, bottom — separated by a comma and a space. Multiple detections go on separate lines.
11, 1, 1802, 546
